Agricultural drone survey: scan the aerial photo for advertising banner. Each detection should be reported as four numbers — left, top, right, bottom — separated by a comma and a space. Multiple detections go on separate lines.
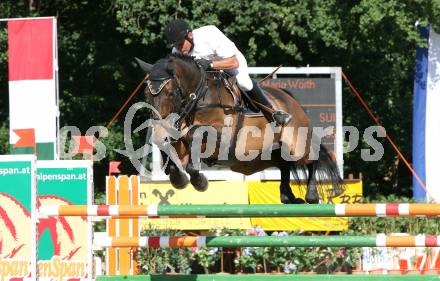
36, 160, 93, 280
0, 155, 36, 281
248, 180, 363, 231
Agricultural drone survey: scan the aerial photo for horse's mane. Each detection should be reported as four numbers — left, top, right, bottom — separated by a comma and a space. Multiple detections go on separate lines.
169, 53, 197, 65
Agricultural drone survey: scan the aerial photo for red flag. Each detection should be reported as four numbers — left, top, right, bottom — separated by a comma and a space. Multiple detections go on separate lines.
13, 128, 35, 148
109, 161, 121, 176
72, 136, 94, 155
8, 19, 54, 81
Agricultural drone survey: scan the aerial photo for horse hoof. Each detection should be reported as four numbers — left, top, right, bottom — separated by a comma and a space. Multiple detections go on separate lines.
280, 194, 290, 204
292, 198, 306, 204
305, 190, 319, 203
169, 171, 189, 189
305, 194, 319, 204
191, 174, 208, 192
280, 194, 305, 204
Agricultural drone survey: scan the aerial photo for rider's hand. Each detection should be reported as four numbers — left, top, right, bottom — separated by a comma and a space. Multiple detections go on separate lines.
196, 58, 213, 71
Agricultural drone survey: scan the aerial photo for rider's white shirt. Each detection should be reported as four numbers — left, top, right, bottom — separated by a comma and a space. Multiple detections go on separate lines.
172, 25, 253, 91
172, 25, 240, 60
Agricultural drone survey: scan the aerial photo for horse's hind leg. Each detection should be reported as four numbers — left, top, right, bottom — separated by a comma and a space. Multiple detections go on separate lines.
305, 162, 319, 204
280, 164, 305, 204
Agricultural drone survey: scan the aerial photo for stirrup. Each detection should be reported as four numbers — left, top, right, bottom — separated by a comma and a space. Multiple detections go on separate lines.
272, 110, 292, 126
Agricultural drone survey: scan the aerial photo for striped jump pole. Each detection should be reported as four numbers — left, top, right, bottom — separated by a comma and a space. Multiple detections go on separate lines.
40, 203, 440, 218
96, 234, 440, 248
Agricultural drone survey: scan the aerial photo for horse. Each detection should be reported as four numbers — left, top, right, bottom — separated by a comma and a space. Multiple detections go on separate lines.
137, 54, 343, 204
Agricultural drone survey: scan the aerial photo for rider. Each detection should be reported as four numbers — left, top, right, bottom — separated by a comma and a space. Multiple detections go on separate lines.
164, 19, 292, 126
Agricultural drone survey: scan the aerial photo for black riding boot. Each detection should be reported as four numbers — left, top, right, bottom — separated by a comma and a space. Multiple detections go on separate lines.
248, 81, 292, 126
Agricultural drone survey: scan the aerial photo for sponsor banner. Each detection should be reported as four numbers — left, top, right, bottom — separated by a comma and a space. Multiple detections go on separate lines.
140, 181, 252, 230
0, 155, 37, 281
248, 181, 362, 231
36, 160, 93, 281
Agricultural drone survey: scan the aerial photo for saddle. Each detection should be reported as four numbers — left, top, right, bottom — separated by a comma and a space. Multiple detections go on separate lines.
207, 71, 261, 115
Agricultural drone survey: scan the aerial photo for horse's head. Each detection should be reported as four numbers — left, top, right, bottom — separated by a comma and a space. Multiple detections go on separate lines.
144, 55, 203, 120
139, 55, 204, 154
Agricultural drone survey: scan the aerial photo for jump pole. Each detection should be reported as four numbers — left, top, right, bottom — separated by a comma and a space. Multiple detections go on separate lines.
40, 203, 440, 218
95, 235, 440, 248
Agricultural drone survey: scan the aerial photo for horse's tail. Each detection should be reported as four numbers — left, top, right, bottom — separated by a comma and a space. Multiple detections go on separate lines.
312, 144, 345, 200
314, 144, 344, 197
289, 144, 344, 203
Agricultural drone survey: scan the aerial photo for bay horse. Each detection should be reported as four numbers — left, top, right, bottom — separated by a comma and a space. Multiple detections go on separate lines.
137, 54, 343, 204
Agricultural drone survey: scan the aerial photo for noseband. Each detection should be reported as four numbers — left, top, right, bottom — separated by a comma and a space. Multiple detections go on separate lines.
146, 79, 171, 96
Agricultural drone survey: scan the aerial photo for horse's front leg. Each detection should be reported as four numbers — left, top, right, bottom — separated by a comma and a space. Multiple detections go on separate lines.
186, 161, 208, 192
184, 126, 209, 191
168, 161, 190, 189
161, 150, 189, 190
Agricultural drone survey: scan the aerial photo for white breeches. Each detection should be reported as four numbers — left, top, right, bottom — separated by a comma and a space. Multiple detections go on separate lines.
227, 52, 253, 91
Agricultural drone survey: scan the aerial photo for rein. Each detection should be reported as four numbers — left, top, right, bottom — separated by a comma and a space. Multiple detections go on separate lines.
174, 63, 208, 129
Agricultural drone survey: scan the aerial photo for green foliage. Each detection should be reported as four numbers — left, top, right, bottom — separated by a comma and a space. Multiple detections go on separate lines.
235, 248, 258, 273
292, 246, 319, 272
192, 247, 220, 274
0, 121, 9, 155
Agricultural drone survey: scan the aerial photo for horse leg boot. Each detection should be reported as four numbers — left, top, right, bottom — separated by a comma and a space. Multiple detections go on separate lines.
279, 165, 305, 204
247, 80, 291, 126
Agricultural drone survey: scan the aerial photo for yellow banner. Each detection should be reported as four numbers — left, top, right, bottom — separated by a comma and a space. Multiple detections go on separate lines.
140, 181, 252, 230
248, 181, 363, 231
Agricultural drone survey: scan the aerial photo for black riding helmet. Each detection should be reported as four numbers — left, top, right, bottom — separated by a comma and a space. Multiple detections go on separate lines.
164, 19, 192, 47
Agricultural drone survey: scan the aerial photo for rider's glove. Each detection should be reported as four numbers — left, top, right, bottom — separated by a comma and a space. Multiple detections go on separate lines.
196, 58, 213, 71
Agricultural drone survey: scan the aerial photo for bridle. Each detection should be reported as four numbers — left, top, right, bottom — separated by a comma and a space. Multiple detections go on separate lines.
147, 59, 209, 130
173, 63, 208, 128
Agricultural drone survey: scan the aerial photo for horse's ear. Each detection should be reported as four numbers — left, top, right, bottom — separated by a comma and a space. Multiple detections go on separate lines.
134, 57, 153, 73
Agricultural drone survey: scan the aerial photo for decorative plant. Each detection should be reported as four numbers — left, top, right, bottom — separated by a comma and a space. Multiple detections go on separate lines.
333, 247, 352, 272
346, 247, 362, 270
293, 246, 319, 272
191, 247, 220, 274
232, 226, 266, 273
313, 247, 334, 273
283, 262, 298, 274
235, 247, 258, 273
253, 246, 269, 273
268, 231, 295, 273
